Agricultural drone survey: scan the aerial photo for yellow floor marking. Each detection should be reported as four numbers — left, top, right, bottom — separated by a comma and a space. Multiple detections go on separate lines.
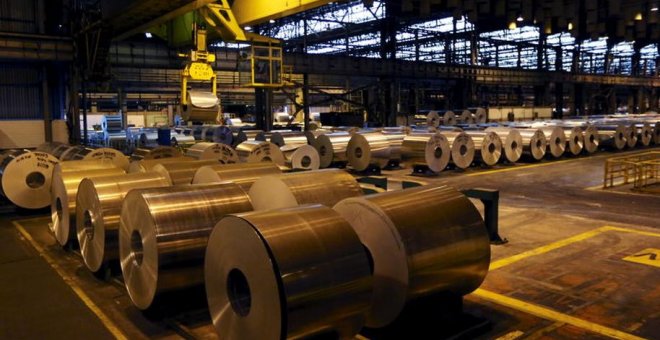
584, 185, 660, 198
495, 330, 525, 340
622, 248, 660, 268
473, 289, 646, 340
490, 226, 610, 270
13, 221, 128, 340
604, 226, 660, 238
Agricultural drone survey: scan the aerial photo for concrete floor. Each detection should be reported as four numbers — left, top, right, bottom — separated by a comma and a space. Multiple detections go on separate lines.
0, 147, 658, 339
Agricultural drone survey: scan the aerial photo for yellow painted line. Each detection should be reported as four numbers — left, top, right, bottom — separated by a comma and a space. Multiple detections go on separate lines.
584, 185, 659, 198
13, 221, 128, 340
473, 289, 646, 340
494, 330, 525, 340
490, 226, 609, 270
621, 248, 660, 268
604, 226, 660, 238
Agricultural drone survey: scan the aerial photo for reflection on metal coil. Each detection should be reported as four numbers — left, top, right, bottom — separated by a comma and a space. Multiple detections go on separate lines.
130, 146, 183, 161
206, 204, 372, 340
400, 133, 450, 172
59, 146, 86, 160
459, 110, 474, 124
36, 142, 69, 158
69, 147, 129, 170
119, 182, 253, 310
541, 127, 566, 158
313, 132, 351, 168
185, 142, 238, 164
333, 185, 490, 328
465, 131, 502, 166
212, 126, 234, 145
0, 150, 59, 209
518, 128, 547, 160
181, 91, 220, 122
281, 144, 320, 170
625, 124, 638, 148
50, 164, 125, 246
347, 132, 391, 171
192, 162, 282, 191
76, 172, 171, 273
128, 157, 194, 173
564, 127, 584, 156
152, 159, 219, 185
426, 111, 440, 127
485, 127, 522, 163
637, 122, 653, 147
235, 141, 284, 165
243, 130, 266, 141
443, 111, 457, 125
248, 169, 362, 211
440, 131, 475, 169
381, 130, 408, 161
475, 107, 487, 123
270, 131, 312, 147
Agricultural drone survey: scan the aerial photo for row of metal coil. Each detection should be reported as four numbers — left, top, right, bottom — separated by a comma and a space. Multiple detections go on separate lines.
44, 157, 490, 339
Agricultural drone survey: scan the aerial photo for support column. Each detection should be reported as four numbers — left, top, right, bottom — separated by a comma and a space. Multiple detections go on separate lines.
255, 88, 273, 131
554, 82, 564, 119
67, 66, 81, 144
573, 83, 585, 116
302, 73, 310, 131
41, 65, 52, 142
117, 88, 127, 128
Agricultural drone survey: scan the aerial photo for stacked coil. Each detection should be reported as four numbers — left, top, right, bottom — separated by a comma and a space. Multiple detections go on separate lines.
235, 141, 285, 165
485, 127, 523, 163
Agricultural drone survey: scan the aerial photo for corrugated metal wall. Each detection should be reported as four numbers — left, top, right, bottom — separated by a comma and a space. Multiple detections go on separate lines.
0, 0, 39, 34
0, 63, 43, 119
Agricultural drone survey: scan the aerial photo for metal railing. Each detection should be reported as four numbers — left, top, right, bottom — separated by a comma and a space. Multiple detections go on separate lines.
603, 151, 660, 192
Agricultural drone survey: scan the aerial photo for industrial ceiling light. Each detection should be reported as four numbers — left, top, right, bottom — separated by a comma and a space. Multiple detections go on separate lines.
145, 32, 152, 38
634, 12, 643, 20
516, 14, 524, 22
508, 21, 517, 30
269, 19, 275, 23
652, 5, 659, 11
244, 26, 252, 31
567, 22, 574, 30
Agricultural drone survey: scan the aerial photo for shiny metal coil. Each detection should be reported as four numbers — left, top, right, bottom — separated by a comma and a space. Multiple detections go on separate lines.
541, 126, 567, 158
347, 132, 392, 171
70, 147, 129, 170
130, 146, 183, 161
212, 126, 234, 145
625, 124, 638, 148
0, 150, 59, 209
564, 127, 584, 156
637, 122, 653, 147
426, 111, 440, 127
184, 142, 238, 164
76, 171, 171, 273
119, 182, 253, 309
235, 141, 285, 165
243, 130, 266, 141
333, 184, 490, 327
152, 159, 219, 185
270, 131, 312, 147
485, 127, 523, 163
59, 145, 86, 160
517, 128, 547, 160
313, 132, 351, 168
101, 115, 123, 132
442, 110, 457, 125
128, 156, 194, 173
465, 131, 503, 166
475, 107, 487, 123
248, 169, 363, 211
596, 124, 627, 150
281, 144, 320, 170
181, 90, 220, 122
192, 162, 282, 191
381, 131, 408, 161
440, 131, 475, 169
206, 204, 372, 339
583, 125, 600, 153
170, 133, 196, 146
400, 133, 450, 172
50, 164, 125, 246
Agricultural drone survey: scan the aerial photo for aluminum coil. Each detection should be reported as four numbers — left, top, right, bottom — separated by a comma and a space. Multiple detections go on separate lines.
59, 159, 118, 172
541, 126, 567, 158
119, 182, 253, 310
101, 115, 123, 132
70, 147, 129, 171
243, 130, 266, 141
583, 125, 600, 153
597, 124, 627, 150
0, 150, 59, 209
440, 131, 475, 169
36, 142, 69, 157
128, 156, 194, 173
170, 133, 196, 146
130, 146, 182, 161
442, 110, 457, 125
333, 185, 490, 328
485, 127, 523, 163
200, 126, 216, 142
465, 131, 502, 166
459, 110, 472, 123
192, 162, 282, 191
426, 111, 440, 127
206, 204, 372, 340
248, 169, 362, 211
400, 133, 450, 172
346, 132, 391, 171
313, 132, 351, 168
637, 122, 653, 147
518, 128, 547, 160
50, 164, 125, 246
475, 107, 487, 123
564, 127, 584, 156
381, 131, 408, 161
181, 90, 220, 122
235, 141, 285, 165
625, 124, 638, 148
59, 145, 85, 160
185, 142, 238, 164
270, 131, 311, 147
281, 144, 320, 170
76, 172, 171, 273
152, 159, 219, 185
